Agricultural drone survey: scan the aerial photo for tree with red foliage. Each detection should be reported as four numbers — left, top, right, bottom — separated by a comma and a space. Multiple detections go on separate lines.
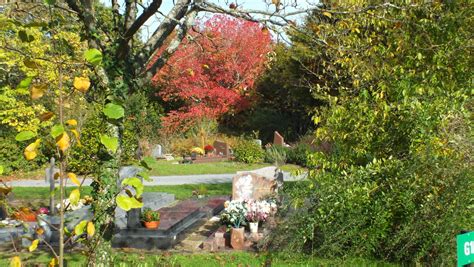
153, 15, 272, 133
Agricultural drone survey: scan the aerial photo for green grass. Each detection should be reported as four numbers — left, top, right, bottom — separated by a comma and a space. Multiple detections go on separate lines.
0, 251, 399, 267
12, 183, 232, 202
148, 160, 270, 176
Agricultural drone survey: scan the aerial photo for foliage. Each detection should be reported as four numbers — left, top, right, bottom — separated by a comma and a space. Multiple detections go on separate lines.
264, 145, 288, 166
140, 208, 160, 222
124, 91, 163, 144
0, 135, 47, 174
224, 43, 320, 143
155, 15, 272, 133
272, 1, 474, 265
233, 139, 265, 164
68, 111, 107, 174
286, 143, 312, 167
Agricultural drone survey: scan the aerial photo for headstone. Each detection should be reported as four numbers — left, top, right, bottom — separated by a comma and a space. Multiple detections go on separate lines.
273, 131, 285, 146
232, 172, 277, 201
117, 166, 143, 229
151, 144, 163, 158
213, 140, 230, 157
254, 139, 262, 146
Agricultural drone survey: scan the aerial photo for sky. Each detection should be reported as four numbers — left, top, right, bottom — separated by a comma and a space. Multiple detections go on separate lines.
100, 0, 318, 42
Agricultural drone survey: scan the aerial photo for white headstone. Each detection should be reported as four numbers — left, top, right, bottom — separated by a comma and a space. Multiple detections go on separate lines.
151, 144, 162, 158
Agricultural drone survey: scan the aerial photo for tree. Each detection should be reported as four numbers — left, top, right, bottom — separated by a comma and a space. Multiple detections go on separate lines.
4, 0, 397, 265
154, 15, 272, 133
267, 1, 473, 265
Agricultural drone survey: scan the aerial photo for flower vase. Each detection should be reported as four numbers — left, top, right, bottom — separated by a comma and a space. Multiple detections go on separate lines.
230, 227, 245, 250
249, 222, 259, 233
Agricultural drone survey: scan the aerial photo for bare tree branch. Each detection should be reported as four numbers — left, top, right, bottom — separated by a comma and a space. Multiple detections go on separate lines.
141, 0, 191, 58
141, 8, 198, 82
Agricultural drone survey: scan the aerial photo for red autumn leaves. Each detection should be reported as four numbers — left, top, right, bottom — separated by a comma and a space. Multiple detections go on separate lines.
151, 15, 272, 133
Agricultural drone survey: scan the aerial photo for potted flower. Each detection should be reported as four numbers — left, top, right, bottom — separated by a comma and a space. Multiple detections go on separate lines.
244, 200, 274, 234
220, 200, 247, 250
190, 147, 205, 160
204, 144, 214, 155
141, 208, 160, 229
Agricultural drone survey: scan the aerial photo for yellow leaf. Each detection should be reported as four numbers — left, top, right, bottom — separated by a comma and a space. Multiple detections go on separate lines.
31, 84, 47, 100
36, 227, 44, 235
73, 76, 90, 93
87, 221, 95, 237
71, 129, 81, 146
74, 220, 87, 235
56, 132, 70, 152
323, 11, 332, 18
24, 139, 41, 160
66, 119, 77, 126
69, 189, 80, 206
49, 257, 59, 267
68, 172, 80, 186
29, 239, 39, 252
10, 256, 21, 267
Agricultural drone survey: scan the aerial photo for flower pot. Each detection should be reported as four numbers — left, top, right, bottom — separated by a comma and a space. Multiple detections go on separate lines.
143, 221, 160, 229
249, 222, 259, 233
230, 227, 245, 250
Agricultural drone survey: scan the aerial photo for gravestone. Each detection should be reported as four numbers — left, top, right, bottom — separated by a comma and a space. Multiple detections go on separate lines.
151, 144, 163, 158
273, 131, 285, 146
213, 140, 230, 157
254, 139, 262, 146
232, 172, 278, 201
115, 166, 176, 229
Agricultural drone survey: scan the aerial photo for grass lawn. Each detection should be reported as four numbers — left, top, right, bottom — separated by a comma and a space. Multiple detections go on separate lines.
147, 159, 271, 176
0, 251, 399, 267
11, 183, 232, 202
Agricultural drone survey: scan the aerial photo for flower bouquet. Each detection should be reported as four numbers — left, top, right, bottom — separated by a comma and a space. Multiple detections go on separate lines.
220, 200, 247, 250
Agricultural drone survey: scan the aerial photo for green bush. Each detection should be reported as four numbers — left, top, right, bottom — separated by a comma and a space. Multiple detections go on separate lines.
286, 143, 311, 167
0, 134, 47, 174
264, 145, 288, 166
68, 115, 107, 174
233, 139, 265, 164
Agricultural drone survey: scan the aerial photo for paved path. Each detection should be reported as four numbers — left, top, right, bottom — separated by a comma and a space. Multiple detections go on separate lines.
6, 172, 307, 187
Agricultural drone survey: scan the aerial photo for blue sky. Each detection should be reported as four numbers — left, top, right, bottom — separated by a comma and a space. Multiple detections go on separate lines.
100, 0, 317, 42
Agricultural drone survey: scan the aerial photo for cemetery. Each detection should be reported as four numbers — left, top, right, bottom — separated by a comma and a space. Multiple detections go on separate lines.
0, 0, 472, 266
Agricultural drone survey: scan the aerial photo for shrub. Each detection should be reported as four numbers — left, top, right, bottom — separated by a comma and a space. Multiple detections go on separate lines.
0, 134, 47, 174
233, 139, 265, 164
264, 145, 288, 166
286, 143, 311, 167
68, 115, 107, 174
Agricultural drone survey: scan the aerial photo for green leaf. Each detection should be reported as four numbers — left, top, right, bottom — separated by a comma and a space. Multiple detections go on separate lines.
138, 171, 152, 182
84, 49, 102, 66
0, 166, 3, 175
140, 156, 156, 170
116, 195, 143, 211
103, 103, 125, 119
100, 135, 118, 153
18, 30, 34, 42
15, 131, 36, 142
121, 177, 144, 198
44, 0, 56, 5
16, 76, 33, 90
69, 189, 80, 206
50, 124, 65, 139
140, 157, 156, 170
74, 220, 88, 236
